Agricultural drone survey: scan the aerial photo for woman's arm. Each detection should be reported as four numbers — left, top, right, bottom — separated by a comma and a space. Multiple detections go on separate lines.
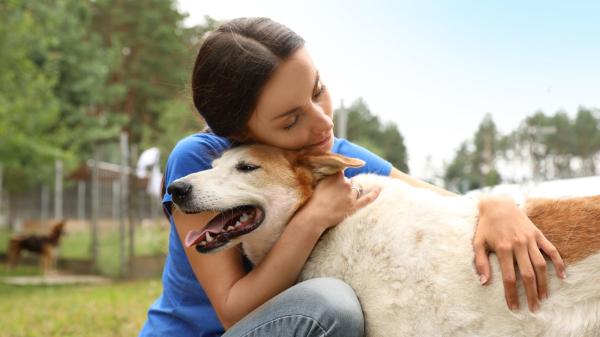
175, 172, 380, 329
388, 167, 566, 312
173, 209, 322, 329
389, 167, 455, 196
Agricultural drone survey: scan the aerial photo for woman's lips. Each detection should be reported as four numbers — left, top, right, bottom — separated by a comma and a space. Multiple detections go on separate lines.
311, 134, 331, 147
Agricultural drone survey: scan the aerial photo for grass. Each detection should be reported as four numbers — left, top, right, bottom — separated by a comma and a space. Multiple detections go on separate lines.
0, 225, 169, 276
0, 265, 162, 337
0, 224, 167, 336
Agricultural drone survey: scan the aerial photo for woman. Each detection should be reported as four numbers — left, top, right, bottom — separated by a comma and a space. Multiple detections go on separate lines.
139, 17, 565, 337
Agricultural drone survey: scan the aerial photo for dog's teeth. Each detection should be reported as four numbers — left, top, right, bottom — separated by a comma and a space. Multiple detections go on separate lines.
240, 213, 249, 222
200, 240, 207, 245
206, 232, 213, 242
235, 221, 243, 228
227, 226, 235, 231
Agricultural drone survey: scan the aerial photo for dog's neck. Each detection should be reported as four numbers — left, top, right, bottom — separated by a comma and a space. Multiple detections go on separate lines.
241, 186, 310, 265
48, 225, 64, 244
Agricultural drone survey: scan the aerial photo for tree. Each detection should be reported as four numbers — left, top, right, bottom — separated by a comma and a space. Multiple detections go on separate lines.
444, 142, 476, 193
573, 107, 600, 176
90, 0, 197, 148
335, 99, 409, 172
443, 114, 501, 192
0, 0, 117, 191
445, 107, 600, 190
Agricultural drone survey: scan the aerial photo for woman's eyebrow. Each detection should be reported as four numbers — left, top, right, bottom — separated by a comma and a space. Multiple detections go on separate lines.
271, 71, 320, 121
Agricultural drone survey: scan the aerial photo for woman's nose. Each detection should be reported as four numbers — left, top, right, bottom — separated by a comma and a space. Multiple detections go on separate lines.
308, 104, 333, 133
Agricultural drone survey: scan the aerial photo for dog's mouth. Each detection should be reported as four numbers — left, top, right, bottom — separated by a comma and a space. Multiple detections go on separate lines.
184, 205, 265, 253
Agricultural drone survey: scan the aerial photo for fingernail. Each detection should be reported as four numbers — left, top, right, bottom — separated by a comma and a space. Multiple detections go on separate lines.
479, 274, 487, 285
532, 303, 539, 312
511, 304, 519, 311
561, 271, 567, 279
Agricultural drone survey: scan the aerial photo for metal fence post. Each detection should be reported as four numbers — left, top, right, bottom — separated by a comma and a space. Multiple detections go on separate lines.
54, 160, 63, 220
90, 147, 100, 270
119, 132, 129, 275
77, 181, 86, 219
41, 184, 49, 228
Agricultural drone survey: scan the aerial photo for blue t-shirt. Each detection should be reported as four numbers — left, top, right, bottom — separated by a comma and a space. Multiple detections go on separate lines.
139, 133, 392, 337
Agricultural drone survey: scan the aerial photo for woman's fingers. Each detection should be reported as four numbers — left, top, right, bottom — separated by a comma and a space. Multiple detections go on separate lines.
514, 240, 539, 312
528, 239, 549, 301
537, 234, 566, 279
355, 186, 381, 209
497, 247, 519, 311
473, 238, 491, 285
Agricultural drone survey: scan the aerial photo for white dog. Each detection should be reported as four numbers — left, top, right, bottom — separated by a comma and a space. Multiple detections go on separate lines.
169, 144, 600, 337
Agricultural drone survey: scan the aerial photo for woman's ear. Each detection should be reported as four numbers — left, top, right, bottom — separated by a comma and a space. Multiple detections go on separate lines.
298, 153, 365, 181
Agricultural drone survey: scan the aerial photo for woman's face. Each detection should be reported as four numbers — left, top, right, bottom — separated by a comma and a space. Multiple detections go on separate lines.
245, 47, 334, 154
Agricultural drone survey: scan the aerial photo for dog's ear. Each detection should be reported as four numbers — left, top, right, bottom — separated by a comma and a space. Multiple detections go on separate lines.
299, 153, 365, 181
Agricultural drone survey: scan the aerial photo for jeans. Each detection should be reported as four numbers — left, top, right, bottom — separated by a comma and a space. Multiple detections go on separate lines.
222, 278, 365, 337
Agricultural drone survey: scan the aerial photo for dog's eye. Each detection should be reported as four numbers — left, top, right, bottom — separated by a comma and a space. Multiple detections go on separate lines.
236, 162, 261, 172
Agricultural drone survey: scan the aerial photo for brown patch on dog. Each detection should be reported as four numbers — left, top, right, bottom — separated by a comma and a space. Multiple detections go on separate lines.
525, 195, 600, 264
247, 146, 313, 208
246, 146, 365, 213
290, 151, 364, 207
297, 153, 365, 182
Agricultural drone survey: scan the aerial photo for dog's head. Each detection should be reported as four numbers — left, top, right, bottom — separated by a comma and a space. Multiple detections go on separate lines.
167, 144, 364, 257
51, 220, 66, 236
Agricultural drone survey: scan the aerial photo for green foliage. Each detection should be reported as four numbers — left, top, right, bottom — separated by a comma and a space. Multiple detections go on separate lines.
444, 114, 502, 193
0, 0, 217, 191
444, 107, 600, 191
91, 0, 199, 146
336, 99, 409, 172
0, 0, 122, 191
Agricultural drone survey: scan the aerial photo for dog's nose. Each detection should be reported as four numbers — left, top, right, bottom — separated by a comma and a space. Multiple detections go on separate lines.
167, 181, 192, 204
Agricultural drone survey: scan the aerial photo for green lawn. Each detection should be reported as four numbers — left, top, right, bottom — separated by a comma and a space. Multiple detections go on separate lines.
0, 266, 162, 337
0, 225, 167, 336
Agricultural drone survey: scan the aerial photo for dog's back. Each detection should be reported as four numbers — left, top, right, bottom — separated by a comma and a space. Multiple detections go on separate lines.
299, 174, 600, 337
526, 195, 600, 264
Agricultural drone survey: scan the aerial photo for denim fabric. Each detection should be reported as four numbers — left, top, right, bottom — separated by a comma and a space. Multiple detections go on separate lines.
223, 278, 365, 337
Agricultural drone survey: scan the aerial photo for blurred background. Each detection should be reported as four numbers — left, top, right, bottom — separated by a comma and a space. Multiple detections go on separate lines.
0, 0, 598, 336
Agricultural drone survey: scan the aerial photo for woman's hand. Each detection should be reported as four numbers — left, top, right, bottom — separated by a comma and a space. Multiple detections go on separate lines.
473, 195, 566, 312
297, 172, 381, 233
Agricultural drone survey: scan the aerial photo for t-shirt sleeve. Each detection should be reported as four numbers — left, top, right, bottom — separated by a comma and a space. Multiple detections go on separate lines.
162, 134, 228, 216
333, 138, 393, 178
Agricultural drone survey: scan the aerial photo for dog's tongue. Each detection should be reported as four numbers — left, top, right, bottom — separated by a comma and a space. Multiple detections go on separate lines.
184, 215, 230, 248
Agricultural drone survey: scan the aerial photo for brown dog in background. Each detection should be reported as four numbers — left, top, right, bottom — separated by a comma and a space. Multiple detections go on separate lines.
7, 219, 66, 274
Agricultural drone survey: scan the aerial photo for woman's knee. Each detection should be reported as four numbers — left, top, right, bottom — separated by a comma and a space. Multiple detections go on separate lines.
224, 278, 364, 337
291, 278, 364, 336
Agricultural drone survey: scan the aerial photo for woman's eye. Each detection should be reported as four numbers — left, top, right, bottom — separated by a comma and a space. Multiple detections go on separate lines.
235, 162, 261, 172
283, 115, 299, 130
313, 83, 326, 100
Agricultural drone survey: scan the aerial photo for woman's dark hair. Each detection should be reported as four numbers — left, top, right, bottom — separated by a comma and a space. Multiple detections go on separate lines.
191, 17, 305, 139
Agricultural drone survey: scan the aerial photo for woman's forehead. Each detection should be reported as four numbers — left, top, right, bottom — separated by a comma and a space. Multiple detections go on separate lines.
253, 48, 317, 121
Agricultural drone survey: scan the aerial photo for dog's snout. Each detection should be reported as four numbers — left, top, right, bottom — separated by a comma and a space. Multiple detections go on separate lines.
167, 181, 192, 204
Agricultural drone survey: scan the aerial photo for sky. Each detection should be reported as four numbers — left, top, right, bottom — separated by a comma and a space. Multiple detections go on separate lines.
177, 0, 600, 178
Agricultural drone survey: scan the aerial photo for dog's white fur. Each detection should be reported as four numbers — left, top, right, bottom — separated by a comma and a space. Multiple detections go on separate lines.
174, 145, 600, 337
